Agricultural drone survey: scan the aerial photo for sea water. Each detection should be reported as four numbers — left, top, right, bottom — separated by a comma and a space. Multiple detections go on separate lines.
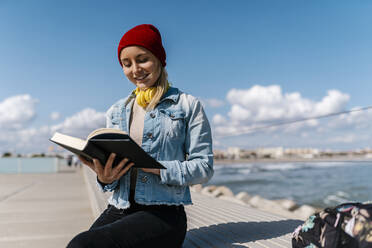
0, 157, 59, 173
206, 161, 372, 208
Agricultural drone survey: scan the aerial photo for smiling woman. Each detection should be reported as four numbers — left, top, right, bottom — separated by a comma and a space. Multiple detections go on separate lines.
66, 24, 214, 248
120, 46, 161, 89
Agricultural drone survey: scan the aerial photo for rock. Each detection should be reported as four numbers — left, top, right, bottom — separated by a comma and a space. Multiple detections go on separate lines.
247, 195, 301, 219
219, 195, 245, 205
275, 199, 299, 211
293, 205, 317, 220
211, 186, 234, 198
248, 195, 268, 208
201, 185, 217, 195
235, 192, 251, 204
190, 184, 202, 193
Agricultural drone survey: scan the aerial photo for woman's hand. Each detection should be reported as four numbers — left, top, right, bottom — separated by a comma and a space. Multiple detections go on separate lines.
79, 153, 134, 184
141, 168, 160, 175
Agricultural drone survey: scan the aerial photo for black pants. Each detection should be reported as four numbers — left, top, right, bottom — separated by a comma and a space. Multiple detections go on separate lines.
67, 203, 187, 248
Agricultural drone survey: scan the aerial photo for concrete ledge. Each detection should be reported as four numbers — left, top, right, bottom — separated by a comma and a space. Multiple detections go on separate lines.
82, 167, 302, 247
82, 167, 110, 217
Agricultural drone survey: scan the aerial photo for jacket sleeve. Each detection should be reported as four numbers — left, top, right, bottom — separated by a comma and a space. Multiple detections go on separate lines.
96, 178, 119, 192
159, 98, 214, 186
95, 104, 120, 192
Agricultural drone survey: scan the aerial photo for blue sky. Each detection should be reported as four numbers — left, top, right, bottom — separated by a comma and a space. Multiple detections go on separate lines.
1, 0, 372, 153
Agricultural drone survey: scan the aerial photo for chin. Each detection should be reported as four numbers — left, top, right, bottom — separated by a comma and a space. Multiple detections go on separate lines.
137, 82, 156, 89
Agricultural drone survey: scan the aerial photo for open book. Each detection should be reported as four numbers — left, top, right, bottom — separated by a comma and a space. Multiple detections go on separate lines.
50, 128, 165, 169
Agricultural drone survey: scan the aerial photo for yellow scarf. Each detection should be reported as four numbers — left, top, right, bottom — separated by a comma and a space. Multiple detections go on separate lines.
134, 82, 170, 108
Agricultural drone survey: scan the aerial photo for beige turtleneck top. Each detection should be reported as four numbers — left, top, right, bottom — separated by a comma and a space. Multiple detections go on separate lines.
129, 99, 146, 202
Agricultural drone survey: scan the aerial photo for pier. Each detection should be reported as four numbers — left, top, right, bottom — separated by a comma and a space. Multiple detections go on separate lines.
84, 167, 302, 247
0, 167, 93, 247
0, 165, 302, 247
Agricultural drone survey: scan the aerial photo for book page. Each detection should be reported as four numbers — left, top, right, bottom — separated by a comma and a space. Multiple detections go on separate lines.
50, 133, 87, 151
87, 128, 128, 140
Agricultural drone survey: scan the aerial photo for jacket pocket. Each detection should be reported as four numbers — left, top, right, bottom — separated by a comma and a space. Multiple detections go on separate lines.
162, 110, 186, 140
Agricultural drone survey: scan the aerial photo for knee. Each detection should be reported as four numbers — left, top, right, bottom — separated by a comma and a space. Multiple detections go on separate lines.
66, 231, 91, 248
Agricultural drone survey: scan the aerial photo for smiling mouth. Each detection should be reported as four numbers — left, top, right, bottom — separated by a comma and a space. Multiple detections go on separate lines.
134, 74, 149, 81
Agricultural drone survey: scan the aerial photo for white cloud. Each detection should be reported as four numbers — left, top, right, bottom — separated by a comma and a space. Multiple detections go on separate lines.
210, 85, 372, 150
214, 85, 350, 137
50, 112, 61, 121
0, 106, 106, 154
0, 94, 38, 129
224, 85, 349, 125
327, 134, 356, 144
202, 98, 225, 108
51, 108, 106, 138
212, 114, 227, 125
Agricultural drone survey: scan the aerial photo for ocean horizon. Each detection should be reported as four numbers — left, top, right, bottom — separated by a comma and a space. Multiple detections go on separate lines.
0, 157, 59, 173
1, 158, 371, 209
205, 160, 372, 208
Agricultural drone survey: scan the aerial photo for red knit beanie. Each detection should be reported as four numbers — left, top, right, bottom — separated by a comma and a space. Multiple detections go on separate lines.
117, 24, 166, 67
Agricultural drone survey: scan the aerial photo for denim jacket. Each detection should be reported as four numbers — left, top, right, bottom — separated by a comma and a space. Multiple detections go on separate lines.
97, 87, 214, 209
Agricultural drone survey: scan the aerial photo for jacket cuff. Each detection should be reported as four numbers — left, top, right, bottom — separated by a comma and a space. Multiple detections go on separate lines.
96, 177, 118, 192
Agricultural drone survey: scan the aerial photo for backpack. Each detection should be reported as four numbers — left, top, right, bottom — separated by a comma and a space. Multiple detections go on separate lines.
292, 202, 372, 248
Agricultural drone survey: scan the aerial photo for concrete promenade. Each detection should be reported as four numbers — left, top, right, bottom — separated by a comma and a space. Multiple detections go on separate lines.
0, 168, 94, 248
0, 165, 302, 247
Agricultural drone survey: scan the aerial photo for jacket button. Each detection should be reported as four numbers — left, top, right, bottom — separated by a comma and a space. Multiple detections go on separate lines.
150, 113, 155, 118
147, 133, 153, 139
141, 176, 148, 183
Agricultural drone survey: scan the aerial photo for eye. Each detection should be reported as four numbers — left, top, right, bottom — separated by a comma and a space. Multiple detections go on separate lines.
137, 57, 148, 63
122, 62, 131, 68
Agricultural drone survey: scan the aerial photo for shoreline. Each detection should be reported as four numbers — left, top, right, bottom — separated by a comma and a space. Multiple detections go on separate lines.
214, 156, 372, 165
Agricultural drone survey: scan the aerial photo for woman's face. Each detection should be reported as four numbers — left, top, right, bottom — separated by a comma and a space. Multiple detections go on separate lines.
120, 46, 161, 90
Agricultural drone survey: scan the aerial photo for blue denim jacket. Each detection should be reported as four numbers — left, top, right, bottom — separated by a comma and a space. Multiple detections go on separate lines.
97, 87, 214, 209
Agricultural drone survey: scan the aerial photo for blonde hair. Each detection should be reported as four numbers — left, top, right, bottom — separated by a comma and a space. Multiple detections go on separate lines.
146, 67, 169, 111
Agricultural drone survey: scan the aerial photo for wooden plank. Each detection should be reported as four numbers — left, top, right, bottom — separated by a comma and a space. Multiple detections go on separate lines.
188, 204, 294, 246
183, 192, 302, 248
82, 168, 301, 248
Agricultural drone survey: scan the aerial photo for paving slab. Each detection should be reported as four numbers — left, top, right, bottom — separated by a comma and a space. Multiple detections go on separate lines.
0, 170, 94, 248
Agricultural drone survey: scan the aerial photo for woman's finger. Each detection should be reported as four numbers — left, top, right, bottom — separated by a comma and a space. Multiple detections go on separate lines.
115, 162, 135, 180
78, 155, 93, 167
82, 162, 95, 172
93, 159, 104, 175
113, 158, 129, 174
104, 153, 116, 175
141, 168, 160, 175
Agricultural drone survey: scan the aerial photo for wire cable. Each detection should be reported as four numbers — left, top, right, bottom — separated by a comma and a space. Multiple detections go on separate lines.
216, 105, 372, 138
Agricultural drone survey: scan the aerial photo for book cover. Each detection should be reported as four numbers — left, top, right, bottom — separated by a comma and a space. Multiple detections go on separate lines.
50, 128, 165, 169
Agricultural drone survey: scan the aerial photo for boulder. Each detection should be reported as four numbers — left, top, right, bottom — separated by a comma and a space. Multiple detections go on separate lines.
248, 195, 301, 219
219, 196, 245, 205
235, 192, 251, 204
211, 186, 234, 198
201, 185, 217, 195
248, 195, 269, 208
190, 184, 202, 193
275, 199, 299, 211
293, 205, 317, 220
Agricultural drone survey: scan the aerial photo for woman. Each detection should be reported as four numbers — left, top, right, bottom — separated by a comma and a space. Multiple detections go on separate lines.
67, 24, 213, 248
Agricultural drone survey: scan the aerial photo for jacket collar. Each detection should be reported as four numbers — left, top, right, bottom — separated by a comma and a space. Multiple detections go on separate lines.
159, 86, 180, 104
124, 86, 180, 107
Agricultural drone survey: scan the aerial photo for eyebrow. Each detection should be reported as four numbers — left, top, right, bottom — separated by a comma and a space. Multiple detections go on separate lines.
121, 53, 148, 63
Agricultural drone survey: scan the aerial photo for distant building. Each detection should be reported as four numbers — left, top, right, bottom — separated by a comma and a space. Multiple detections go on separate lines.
284, 148, 320, 158
227, 147, 243, 160
256, 147, 284, 159
213, 149, 227, 159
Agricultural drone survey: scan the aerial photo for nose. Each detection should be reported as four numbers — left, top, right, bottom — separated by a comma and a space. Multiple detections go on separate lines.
132, 62, 142, 74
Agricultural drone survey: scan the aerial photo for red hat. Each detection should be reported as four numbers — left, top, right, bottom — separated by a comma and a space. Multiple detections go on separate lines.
117, 24, 166, 67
